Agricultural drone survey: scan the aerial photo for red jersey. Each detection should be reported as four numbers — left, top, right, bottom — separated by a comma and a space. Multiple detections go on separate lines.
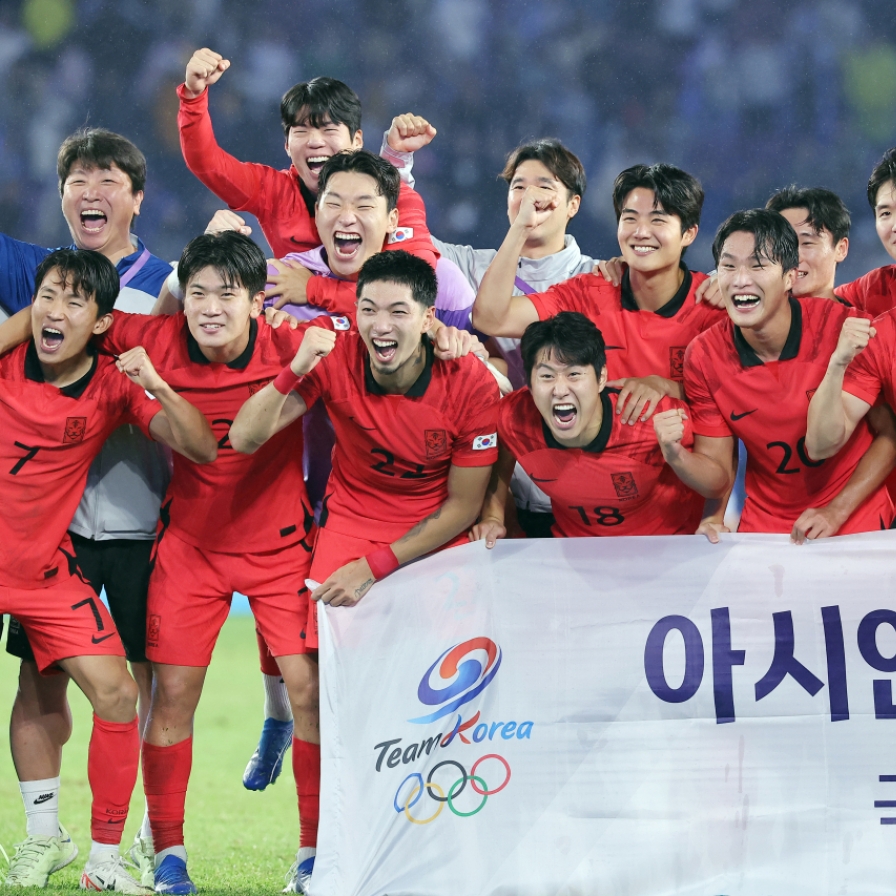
0, 342, 160, 587
835, 265, 896, 319
100, 312, 331, 553
527, 265, 723, 383
498, 388, 703, 537
843, 308, 896, 411
685, 297, 893, 534
295, 333, 500, 542
176, 84, 439, 312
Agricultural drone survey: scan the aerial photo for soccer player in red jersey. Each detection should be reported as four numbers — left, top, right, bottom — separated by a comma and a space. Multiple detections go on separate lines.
0, 248, 215, 892
470, 312, 711, 547
177, 48, 438, 311
654, 209, 895, 542
81, 232, 336, 895
230, 250, 498, 891
473, 163, 724, 424
832, 148, 896, 317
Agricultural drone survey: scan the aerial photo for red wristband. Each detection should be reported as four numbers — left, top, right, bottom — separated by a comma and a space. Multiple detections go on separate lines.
366, 545, 400, 581
272, 366, 302, 395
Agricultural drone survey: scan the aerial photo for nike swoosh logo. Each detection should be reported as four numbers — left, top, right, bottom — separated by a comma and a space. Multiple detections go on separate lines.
349, 416, 377, 431
33, 793, 54, 804
530, 476, 558, 483
604, 345, 625, 351
289, 236, 305, 246
730, 409, 758, 421
91, 632, 116, 644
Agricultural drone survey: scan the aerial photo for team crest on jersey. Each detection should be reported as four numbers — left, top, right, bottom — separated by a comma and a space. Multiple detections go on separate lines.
473, 433, 497, 450
806, 388, 817, 403
388, 227, 414, 244
425, 429, 448, 458
63, 417, 87, 443
147, 614, 161, 646
669, 347, 686, 380
248, 380, 271, 396
612, 471, 639, 499
331, 316, 351, 331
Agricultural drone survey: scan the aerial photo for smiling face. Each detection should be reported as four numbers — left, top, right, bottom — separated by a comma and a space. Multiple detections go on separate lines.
316, 171, 398, 280
778, 207, 847, 299
874, 180, 896, 262
616, 187, 697, 274
285, 114, 363, 194
60, 163, 143, 264
31, 267, 111, 367
507, 159, 579, 253
529, 348, 607, 448
182, 266, 263, 362
717, 230, 795, 331
356, 279, 434, 382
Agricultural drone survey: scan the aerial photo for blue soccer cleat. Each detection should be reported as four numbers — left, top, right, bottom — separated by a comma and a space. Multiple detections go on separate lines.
243, 718, 294, 791
153, 855, 196, 895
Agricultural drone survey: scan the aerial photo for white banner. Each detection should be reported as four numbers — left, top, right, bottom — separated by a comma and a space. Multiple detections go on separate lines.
314, 533, 896, 896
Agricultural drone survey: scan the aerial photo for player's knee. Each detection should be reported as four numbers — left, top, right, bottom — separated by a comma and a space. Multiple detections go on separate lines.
90, 672, 139, 723
286, 674, 319, 715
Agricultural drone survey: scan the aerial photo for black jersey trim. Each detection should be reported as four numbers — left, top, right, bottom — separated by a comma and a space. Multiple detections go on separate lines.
620, 262, 692, 318
186, 317, 257, 369
25, 340, 99, 398
733, 297, 802, 367
541, 389, 613, 454
364, 337, 434, 397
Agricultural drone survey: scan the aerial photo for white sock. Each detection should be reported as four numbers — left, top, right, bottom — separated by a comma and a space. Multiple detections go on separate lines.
19, 777, 60, 838
139, 804, 153, 841
155, 845, 187, 867
88, 841, 119, 864
263, 673, 293, 722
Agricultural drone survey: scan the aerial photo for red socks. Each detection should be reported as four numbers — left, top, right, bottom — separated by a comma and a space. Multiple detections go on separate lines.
142, 737, 193, 852
88, 714, 139, 844
293, 738, 320, 848
257, 629, 280, 676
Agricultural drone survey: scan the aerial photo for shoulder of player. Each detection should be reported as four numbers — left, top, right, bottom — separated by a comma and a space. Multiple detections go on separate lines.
684, 314, 732, 362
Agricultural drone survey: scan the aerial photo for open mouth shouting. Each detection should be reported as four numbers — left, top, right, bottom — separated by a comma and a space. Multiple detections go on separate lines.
731, 293, 761, 312
333, 231, 362, 259
371, 337, 398, 364
306, 155, 330, 176
40, 326, 65, 353
80, 208, 107, 234
552, 402, 578, 431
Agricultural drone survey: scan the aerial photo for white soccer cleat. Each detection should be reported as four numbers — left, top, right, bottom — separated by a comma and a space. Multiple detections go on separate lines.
79, 855, 151, 893
124, 833, 155, 888
282, 847, 315, 894
2, 824, 78, 887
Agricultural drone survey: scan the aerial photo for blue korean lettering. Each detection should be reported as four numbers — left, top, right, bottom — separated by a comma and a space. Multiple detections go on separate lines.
754, 611, 824, 702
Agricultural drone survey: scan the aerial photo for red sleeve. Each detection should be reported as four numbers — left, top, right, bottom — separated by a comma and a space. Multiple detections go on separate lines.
834, 276, 863, 309
306, 276, 357, 314
843, 322, 889, 407
682, 340, 731, 438
120, 378, 164, 438
177, 84, 277, 214
449, 360, 500, 467
528, 274, 591, 320
385, 183, 439, 269
95, 310, 161, 356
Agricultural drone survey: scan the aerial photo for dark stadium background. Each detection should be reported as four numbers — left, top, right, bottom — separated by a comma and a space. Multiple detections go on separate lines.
1, 0, 895, 284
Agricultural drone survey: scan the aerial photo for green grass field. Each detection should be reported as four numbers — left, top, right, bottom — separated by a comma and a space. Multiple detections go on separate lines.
0, 615, 302, 895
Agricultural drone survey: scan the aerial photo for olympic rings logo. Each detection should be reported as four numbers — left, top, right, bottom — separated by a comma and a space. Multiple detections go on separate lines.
393, 754, 511, 824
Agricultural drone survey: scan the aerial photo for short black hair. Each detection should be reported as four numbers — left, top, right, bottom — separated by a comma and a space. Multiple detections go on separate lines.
34, 248, 120, 317
868, 148, 896, 210
612, 163, 704, 242
501, 138, 587, 199
57, 128, 146, 195
712, 209, 799, 273
356, 249, 436, 309
280, 77, 362, 139
177, 231, 267, 297
765, 186, 851, 243
521, 311, 607, 384
317, 150, 400, 212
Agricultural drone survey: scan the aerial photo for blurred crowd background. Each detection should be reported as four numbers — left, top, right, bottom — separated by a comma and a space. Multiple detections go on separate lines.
1, 0, 895, 279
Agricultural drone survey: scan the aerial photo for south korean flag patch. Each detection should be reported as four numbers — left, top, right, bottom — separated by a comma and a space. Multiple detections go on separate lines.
472, 433, 497, 450
331, 316, 351, 331
388, 227, 414, 244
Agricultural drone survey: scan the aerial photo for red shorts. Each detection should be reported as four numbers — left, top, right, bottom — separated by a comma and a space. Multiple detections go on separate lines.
0, 572, 124, 673
146, 530, 314, 666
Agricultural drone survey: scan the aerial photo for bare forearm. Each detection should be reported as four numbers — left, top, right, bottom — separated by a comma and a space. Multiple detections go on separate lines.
824, 432, 896, 522
806, 362, 852, 458
151, 382, 217, 463
392, 496, 482, 565
472, 225, 529, 336
663, 444, 732, 498
229, 383, 296, 454
0, 307, 32, 354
